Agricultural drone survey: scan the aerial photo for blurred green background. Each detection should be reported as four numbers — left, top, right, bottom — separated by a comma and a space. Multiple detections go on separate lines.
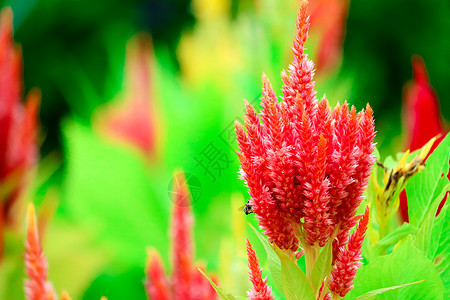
0, 0, 449, 299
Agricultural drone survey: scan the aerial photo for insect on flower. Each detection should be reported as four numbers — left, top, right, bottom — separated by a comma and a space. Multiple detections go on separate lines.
239, 202, 254, 215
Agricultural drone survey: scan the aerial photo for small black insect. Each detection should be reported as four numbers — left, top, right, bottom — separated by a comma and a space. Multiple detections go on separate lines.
243, 203, 253, 215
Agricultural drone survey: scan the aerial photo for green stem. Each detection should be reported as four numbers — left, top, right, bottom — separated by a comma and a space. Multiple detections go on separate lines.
304, 244, 319, 286
378, 215, 387, 240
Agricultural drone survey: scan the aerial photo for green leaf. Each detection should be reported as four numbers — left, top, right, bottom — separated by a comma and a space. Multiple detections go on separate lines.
431, 174, 450, 205
250, 224, 283, 293
348, 237, 445, 299
198, 269, 238, 300
273, 246, 315, 300
311, 239, 333, 293
63, 122, 169, 265
429, 201, 450, 272
352, 280, 425, 300
383, 155, 398, 170
415, 183, 450, 254
372, 223, 418, 257
406, 133, 450, 225
428, 201, 450, 298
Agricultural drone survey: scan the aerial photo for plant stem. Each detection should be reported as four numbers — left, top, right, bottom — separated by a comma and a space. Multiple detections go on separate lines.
304, 244, 319, 285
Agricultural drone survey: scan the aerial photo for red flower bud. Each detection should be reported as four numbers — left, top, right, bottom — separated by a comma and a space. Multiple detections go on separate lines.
329, 206, 369, 297
0, 8, 40, 257
24, 204, 57, 300
246, 239, 274, 300
146, 250, 171, 300
145, 171, 217, 300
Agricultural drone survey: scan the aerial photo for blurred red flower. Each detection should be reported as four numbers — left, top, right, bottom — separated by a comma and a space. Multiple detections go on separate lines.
145, 172, 217, 300
309, 0, 349, 74
95, 34, 158, 162
0, 8, 40, 259
24, 203, 57, 300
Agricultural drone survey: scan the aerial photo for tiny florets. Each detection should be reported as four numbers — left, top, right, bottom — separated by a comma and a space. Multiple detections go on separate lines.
235, 1, 375, 254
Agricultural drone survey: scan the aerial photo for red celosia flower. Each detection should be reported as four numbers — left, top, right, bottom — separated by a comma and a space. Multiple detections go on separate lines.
235, 2, 375, 252
246, 239, 274, 300
24, 203, 57, 300
95, 34, 157, 161
399, 56, 448, 222
0, 7, 40, 259
145, 172, 217, 300
328, 206, 369, 297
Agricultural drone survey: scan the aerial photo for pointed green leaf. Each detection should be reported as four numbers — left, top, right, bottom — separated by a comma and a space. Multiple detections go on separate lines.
428, 200, 450, 298
250, 224, 283, 293
198, 268, 238, 300
311, 238, 333, 292
383, 155, 398, 170
372, 223, 418, 257
415, 183, 450, 254
429, 200, 449, 272
352, 280, 425, 300
406, 133, 450, 225
273, 245, 315, 300
63, 122, 169, 265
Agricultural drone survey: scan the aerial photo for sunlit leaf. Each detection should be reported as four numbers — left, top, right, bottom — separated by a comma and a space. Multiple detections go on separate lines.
415, 184, 450, 255
273, 246, 315, 300
406, 133, 450, 225
352, 280, 424, 300
311, 238, 333, 293
348, 237, 444, 299
372, 223, 418, 257
198, 268, 238, 300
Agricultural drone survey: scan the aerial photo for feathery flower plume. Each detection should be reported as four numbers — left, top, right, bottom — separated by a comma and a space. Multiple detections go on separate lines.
24, 203, 56, 300
0, 7, 40, 259
246, 239, 274, 300
236, 1, 375, 252
145, 171, 217, 300
236, 2, 374, 298
328, 207, 369, 297
95, 34, 158, 161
